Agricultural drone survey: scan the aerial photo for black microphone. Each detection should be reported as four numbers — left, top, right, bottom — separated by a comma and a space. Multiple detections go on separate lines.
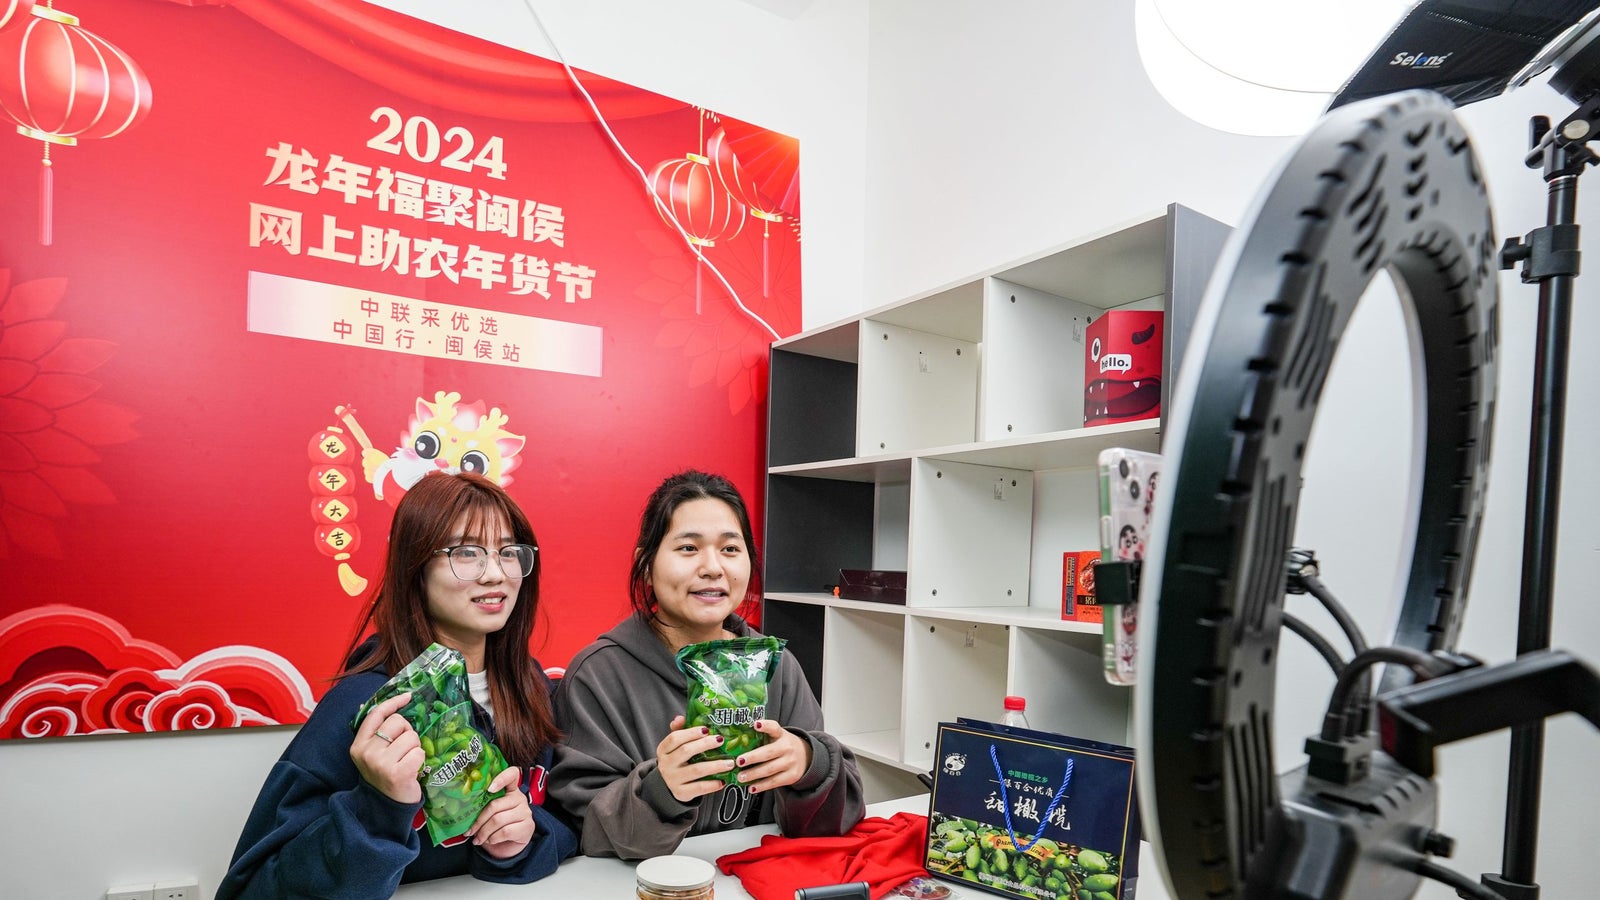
793, 883, 870, 900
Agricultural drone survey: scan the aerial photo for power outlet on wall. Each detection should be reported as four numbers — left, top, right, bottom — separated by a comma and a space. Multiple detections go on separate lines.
153, 880, 200, 900
105, 886, 154, 900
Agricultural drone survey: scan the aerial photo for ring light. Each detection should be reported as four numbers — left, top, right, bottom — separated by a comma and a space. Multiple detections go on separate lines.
1134, 90, 1498, 897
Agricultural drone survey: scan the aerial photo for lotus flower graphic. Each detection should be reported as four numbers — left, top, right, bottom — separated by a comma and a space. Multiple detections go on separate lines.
0, 269, 137, 558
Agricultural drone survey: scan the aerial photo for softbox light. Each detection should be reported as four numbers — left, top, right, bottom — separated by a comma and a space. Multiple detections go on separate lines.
1329, 0, 1599, 110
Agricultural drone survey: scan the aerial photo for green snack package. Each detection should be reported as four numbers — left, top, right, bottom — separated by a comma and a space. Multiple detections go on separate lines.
674, 636, 786, 784
351, 643, 509, 845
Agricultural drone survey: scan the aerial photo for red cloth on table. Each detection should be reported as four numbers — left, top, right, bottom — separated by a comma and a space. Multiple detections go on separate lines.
716, 812, 930, 900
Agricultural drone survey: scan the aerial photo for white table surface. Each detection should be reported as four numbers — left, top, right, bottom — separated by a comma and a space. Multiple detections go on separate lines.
393, 794, 1174, 899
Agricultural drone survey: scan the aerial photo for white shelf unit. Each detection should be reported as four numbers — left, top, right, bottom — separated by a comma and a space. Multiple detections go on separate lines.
762, 204, 1230, 778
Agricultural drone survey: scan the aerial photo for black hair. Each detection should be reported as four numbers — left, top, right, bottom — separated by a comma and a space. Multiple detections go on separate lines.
628, 469, 762, 621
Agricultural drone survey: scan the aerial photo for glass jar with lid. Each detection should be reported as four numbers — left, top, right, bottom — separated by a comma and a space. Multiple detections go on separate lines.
636, 854, 715, 900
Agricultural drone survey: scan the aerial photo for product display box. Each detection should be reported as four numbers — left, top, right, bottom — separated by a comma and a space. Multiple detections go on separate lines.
1061, 550, 1102, 623
836, 568, 908, 605
1083, 310, 1164, 426
925, 719, 1141, 900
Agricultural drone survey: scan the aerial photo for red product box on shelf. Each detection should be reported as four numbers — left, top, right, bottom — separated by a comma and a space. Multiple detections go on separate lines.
1062, 550, 1103, 623
1084, 310, 1164, 426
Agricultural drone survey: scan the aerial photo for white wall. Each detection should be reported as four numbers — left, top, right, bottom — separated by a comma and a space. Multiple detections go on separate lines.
0, 2, 869, 898
8, 2, 1596, 898
858, 0, 1294, 316
863, 2, 1598, 899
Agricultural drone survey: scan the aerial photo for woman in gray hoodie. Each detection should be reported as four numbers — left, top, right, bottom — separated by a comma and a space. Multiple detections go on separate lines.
548, 470, 865, 859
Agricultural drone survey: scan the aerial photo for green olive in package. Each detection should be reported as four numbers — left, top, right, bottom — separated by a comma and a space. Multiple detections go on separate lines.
675, 636, 786, 784
352, 643, 509, 845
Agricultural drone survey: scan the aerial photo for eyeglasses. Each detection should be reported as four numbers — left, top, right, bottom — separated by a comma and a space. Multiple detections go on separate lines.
431, 544, 538, 580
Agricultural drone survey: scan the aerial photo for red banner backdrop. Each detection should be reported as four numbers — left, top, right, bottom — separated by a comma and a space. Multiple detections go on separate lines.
0, 0, 801, 738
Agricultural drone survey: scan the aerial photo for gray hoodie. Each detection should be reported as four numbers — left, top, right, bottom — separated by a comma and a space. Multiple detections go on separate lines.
548, 612, 865, 859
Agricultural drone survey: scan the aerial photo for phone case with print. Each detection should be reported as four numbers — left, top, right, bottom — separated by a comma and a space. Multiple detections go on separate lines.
1098, 447, 1161, 686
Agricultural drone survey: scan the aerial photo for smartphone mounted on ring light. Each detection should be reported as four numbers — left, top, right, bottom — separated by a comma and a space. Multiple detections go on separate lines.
1097, 447, 1160, 686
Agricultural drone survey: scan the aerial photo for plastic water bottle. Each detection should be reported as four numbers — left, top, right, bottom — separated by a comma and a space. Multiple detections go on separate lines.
1001, 695, 1030, 728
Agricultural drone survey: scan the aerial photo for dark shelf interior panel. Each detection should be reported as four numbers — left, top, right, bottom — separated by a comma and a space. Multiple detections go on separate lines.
760, 598, 825, 702
768, 348, 858, 466
763, 474, 875, 593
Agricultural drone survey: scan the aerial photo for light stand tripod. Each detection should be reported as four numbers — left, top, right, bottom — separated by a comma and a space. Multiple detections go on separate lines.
1370, 86, 1600, 900
1487, 93, 1598, 900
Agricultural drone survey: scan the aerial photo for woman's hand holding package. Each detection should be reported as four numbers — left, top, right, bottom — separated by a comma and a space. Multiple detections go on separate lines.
469, 766, 537, 858
657, 714, 737, 802
351, 691, 426, 804
734, 719, 811, 794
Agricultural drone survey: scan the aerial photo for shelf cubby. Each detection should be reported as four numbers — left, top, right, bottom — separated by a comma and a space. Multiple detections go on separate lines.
979, 276, 1103, 441
769, 346, 858, 467
906, 458, 1033, 609
1009, 626, 1132, 747
856, 319, 980, 456
764, 473, 876, 595
903, 617, 1010, 772
820, 607, 907, 770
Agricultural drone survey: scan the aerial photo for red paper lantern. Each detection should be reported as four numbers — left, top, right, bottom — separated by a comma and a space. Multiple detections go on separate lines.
717, 118, 799, 219
0, 6, 153, 244
0, 1, 37, 31
307, 428, 353, 464
648, 152, 745, 313
313, 523, 360, 559
648, 153, 745, 248
308, 465, 356, 495
708, 127, 785, 297
311, 495, 357, 526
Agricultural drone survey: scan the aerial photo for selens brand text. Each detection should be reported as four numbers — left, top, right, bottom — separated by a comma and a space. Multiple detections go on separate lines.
1391, 51, 1451, 68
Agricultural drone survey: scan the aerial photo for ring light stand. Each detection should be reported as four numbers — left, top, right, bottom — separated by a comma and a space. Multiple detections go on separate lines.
1134, 88, 1599, 900
1487, 27, 1600, 893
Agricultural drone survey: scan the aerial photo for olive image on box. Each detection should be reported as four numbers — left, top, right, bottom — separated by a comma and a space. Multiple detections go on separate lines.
925, 814, 1126, 900
676, 636, 786, 783
352, 643, 510, 845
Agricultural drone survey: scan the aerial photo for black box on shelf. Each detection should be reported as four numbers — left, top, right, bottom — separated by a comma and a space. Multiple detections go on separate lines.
836, 569, 907, 605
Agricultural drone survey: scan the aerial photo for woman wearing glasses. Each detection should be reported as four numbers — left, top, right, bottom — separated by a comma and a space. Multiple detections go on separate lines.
220, 472, 576, 898
547, 469, 864, 859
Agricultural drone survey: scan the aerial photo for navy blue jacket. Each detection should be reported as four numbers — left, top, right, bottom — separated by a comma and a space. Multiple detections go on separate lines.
219, 652, 576, 898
